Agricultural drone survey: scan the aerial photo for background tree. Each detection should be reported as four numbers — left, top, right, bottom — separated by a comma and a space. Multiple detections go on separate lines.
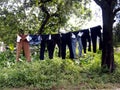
0, 0, 91, 45
113, 23, 120, 46
93, 0, 120, 72
24, 0, 91, 34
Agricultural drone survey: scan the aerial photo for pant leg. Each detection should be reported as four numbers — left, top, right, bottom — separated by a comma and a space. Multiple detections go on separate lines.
23, 40, 31, 62
81, 29, 91, 53
92, 35, 97, 53
97, 26, 102, 50
77, 36, 83, 57
55, 34, 61, 57
52, 34, 61, 57
47, 39, 55, 59
67, 41, 74, 59
91, 27, 98, 53
56, 40, 61, 57
66, 33, 74, 59
61, 34, 67, 59
71, 37, 77, 59
40, 35, 49, 60
81, 34, 87, 53
40, 40, 46, 60
40, 35, 46, 60
16, 42, 23, 61
87, 30, 91, 51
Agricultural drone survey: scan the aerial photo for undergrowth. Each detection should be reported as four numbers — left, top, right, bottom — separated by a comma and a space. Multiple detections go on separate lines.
0, 50, 120, 89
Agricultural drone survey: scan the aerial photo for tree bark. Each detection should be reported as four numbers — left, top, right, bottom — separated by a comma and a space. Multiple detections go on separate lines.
38, 14, 50, 34
101, 3, 115, 72
93, 0, 117, 73
38, 4, 50, 34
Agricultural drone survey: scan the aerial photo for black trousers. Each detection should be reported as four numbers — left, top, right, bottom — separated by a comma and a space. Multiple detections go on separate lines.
61, 32, 74, 59
51, 34, 61, 57
81, 29, 91, 53
40, 34, 61, 60
90, 25, 102, 53
40, 35, 49, 60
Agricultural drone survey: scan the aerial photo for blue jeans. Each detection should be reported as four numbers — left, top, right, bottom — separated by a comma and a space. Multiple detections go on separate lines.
29, 35, 41, 45
71, 35, 83, 58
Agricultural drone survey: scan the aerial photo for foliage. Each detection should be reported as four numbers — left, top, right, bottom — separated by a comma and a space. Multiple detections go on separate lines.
0, 50, 120, 89
0, 0, 91, 45
0, 50, 81, 89
113, 23, 120, 46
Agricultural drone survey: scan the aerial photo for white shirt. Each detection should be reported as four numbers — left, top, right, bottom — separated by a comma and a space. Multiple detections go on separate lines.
78, 32, 83, 37
17, 35, 22, 42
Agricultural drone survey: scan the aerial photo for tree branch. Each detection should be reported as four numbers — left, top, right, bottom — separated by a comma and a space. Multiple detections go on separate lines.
38, 2, 60, 34
93, 0, 101, 6
51, 13, 59, 17
40, 0, 52, 3
38, 13, 59, 34
38, 15, 50, 34
113, 7, 120, 16
93, 0, 110, 8
38, 5, 50, 34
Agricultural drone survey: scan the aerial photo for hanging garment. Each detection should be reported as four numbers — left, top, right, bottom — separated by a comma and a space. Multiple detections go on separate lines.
16, 34, 31, 62
90, 25, 102, 53
71, 31, 83, 59
50, 34, 61, 57
29, 35, 41, 45
61, 32, 74, 59
81, 29, 91, 53
39, 34, 49, 60
40, 34, 61, 60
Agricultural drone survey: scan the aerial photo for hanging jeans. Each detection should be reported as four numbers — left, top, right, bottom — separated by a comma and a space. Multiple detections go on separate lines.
40, 34, 61, 60
90, 25, 102, 53
29, 35, 41, 45
81, 29, 91, 53
61, 32, 74, 59
51, 34, 61, 57
71, 31, 83, 59
16, 35, 31, 62
40, 35, 49, 60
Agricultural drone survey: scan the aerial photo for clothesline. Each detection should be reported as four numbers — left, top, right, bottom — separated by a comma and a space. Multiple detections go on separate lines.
16, 25, 103, 61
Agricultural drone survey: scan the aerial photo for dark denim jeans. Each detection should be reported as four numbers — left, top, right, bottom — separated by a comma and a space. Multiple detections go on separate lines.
51, 34, 61, 57
29, 35, 41, 45
40, 34, 61, 60
61, 32, 74, 59
81, 29, 91, 53
90, 25, 102, 53
40, 35, 48, 60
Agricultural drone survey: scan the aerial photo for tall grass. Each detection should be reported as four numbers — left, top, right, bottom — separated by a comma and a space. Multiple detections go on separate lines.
0, 50, 120, 89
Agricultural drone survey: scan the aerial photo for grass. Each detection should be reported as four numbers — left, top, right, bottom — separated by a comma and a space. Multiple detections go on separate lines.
0, 49, 120, 89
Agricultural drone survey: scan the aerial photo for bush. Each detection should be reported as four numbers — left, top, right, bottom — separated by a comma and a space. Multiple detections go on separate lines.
0, 50, 120, 89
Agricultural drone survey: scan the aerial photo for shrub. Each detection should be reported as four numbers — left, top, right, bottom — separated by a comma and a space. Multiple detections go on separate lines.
0, 50, 120, 89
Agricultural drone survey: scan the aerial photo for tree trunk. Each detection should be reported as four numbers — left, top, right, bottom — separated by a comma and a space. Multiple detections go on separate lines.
38, 15, 50, 34
38, 5, 50, 34
101, 5, 115, 72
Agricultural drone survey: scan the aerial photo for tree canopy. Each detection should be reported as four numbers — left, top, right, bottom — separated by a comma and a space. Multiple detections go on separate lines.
1, 0, 120, 73
0, 0, 91, 45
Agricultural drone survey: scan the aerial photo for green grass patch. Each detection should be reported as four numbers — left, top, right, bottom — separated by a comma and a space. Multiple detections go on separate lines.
0, 50, 120, 89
